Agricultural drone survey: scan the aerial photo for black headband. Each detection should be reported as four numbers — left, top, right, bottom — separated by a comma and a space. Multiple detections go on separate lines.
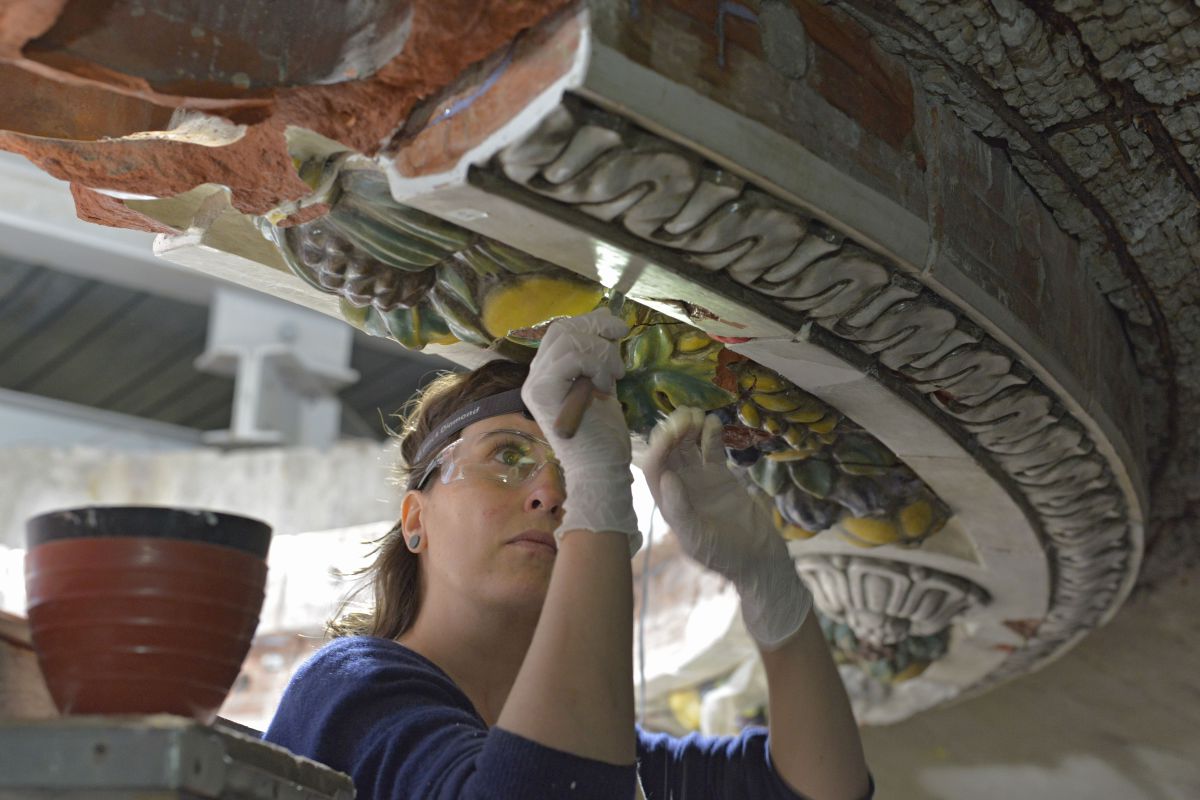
409, 388, 531, 488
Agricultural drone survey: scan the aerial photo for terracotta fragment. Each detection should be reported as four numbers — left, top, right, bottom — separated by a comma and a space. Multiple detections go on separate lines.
70, 184, 180, 235
0, 0, 572, 227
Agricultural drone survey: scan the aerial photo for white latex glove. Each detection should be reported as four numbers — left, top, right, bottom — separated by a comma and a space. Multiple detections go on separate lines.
522, 309, 642, 554
642, 407, 811, 649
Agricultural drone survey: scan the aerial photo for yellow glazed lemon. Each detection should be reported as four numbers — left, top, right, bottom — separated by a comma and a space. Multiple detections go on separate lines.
899, 499, 934, 539
840, 516, 900, 547
677, 330, 713, 353
738, 370, 785, 393
482, 277, 603, 338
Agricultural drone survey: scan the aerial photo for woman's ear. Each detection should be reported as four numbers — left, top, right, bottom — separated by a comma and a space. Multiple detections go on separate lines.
401, 490, 426, 553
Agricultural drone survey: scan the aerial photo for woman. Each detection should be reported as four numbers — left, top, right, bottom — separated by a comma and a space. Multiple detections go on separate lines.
264, 311, 873, 799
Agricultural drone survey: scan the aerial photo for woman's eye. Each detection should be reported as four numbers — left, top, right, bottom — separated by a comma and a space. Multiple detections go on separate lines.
492, 445, 526, 466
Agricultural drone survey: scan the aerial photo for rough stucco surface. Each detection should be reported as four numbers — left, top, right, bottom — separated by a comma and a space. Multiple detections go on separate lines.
825, 0, 1200, 587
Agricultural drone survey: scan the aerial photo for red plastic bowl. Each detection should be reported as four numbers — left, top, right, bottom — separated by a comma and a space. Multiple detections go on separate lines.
27, 537, 267, 614
24, 507, 271, 722
29, 619, 257, 661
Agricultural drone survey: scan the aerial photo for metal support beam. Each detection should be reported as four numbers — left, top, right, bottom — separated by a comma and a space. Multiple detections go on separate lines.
196, 289, 358, 448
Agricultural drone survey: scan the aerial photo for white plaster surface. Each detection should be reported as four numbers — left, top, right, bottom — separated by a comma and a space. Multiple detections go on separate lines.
860, 563, 1200, 799
0, 440, 402, 552
258, 522, 383, 635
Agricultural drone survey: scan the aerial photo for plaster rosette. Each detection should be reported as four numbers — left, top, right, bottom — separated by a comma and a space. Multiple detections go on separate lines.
0, 1, 1147, 725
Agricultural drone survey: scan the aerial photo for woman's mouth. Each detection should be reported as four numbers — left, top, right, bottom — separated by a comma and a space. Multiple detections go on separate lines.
508, 531, 558, 555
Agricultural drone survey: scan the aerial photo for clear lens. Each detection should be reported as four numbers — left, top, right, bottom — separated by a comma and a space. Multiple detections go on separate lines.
435, 429, 564, 491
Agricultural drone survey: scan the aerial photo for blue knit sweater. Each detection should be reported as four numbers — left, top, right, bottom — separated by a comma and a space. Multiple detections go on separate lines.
264, 636, 869, 799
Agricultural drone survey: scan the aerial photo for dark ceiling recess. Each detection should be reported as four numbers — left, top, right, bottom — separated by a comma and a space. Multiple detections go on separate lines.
0, 257, 452, 441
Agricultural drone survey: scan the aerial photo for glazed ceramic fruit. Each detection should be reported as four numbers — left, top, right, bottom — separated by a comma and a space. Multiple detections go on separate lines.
24, 507, 271, 722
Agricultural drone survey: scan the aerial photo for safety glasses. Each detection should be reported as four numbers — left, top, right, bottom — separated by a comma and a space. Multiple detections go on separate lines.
413, 428, 565, 493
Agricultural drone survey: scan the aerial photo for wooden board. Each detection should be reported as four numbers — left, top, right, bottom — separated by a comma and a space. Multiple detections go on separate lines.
0, 611, 56, 719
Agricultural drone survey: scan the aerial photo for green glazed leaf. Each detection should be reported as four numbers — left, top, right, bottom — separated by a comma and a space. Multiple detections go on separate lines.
354, 299, 455, 351
789, 457, 837, 499
750, 457, 788, 496
616, 324, 733, 435
832, 433, 898, 475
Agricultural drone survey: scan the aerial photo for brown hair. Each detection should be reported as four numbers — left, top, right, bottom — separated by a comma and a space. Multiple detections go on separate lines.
327, 359, 530, 640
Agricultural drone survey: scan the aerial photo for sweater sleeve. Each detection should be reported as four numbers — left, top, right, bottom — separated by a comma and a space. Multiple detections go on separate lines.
263, 637, 637, 800
635, 725, 875, 800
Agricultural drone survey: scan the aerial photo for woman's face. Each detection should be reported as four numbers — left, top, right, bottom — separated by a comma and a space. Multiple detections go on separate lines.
407, 412, 565, 612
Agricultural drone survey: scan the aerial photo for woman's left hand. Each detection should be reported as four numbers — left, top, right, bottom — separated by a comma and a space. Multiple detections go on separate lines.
642, 407, 811, 649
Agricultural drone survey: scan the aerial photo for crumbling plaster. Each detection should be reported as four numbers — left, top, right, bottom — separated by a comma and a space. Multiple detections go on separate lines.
827, 0, 1200, 585
0, 0, 574, 217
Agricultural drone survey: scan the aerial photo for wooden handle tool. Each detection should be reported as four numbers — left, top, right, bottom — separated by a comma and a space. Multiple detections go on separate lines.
552, 290, 626, 439
553, 376, 596, 439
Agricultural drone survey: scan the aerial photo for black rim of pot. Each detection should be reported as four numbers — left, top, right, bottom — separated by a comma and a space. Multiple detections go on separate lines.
26, 506, 272, 558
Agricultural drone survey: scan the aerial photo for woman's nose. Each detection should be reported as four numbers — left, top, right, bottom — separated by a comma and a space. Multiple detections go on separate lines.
524, 467, 565, 516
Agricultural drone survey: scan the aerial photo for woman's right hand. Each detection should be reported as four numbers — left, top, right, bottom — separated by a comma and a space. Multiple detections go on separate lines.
521, 309, 640, 550
500, 308, 640, 767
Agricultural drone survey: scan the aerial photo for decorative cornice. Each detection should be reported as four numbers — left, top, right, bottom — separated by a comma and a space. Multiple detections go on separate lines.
490, 96, 1138, 694
263, 157, 956, 552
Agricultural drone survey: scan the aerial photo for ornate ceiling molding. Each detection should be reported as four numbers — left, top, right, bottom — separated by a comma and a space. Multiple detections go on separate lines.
455, 92, 1138, 713
798, 554, 989, 698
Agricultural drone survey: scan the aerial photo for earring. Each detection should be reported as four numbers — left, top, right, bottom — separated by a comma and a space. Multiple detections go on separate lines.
407, 534, 421, 552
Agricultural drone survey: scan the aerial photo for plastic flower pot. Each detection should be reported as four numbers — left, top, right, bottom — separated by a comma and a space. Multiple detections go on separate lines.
24, 506, 271, 722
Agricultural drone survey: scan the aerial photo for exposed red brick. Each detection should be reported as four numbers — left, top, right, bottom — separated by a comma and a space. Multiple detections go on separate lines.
659, 0, 764, 88
794, 0, 915, 150
660, 0, 765, 57
25, 50, 162, 94
0, 61, 177, 140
